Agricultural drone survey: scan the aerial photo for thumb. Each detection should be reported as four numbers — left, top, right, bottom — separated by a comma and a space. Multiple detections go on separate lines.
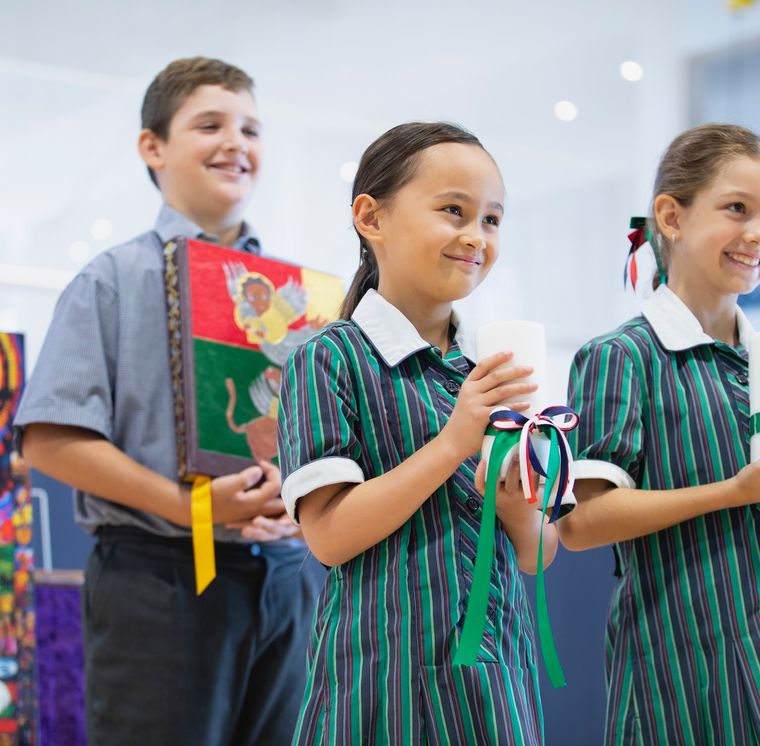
238, 465, 264, 490
474, 460, 487, 494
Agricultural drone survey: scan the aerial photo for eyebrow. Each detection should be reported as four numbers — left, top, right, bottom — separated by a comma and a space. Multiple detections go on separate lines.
718, 190, 755, 199
434, 191, 504, 214
189, 110, 261, 125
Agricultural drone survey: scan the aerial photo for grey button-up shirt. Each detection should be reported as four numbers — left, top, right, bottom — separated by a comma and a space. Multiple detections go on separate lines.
15, 205, 268, 541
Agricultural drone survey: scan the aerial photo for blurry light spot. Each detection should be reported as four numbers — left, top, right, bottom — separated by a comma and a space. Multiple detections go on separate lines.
620, 61, 643, 82
554, 101, 578, 122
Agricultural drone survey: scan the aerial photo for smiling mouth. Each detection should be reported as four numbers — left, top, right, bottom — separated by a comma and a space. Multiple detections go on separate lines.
726, 252, 760, 268
443, 254, 482, 267
210, 163, 249, 174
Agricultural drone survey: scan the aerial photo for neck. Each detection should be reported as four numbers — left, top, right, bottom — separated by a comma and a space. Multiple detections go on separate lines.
166, 200, 245, 247
666, 274, 738, 346
376, 283, 453, 352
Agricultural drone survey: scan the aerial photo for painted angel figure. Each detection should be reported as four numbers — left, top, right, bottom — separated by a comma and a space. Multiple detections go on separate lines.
223, 261, 308, 346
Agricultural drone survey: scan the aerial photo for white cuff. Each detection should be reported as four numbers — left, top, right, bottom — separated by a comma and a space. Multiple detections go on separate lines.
573, 459, 636, 489
281, 457, 365, 522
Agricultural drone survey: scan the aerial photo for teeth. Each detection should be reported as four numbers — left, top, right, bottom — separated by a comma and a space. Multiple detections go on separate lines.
728, 252, 760, 267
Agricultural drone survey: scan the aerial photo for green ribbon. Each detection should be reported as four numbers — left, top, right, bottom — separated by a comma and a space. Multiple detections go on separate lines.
453, 426, 567, 688
751, 412, 760, 438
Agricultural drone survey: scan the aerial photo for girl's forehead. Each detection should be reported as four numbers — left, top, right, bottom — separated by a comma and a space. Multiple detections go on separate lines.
705, 155, 760, 195
409, 144, 504, 195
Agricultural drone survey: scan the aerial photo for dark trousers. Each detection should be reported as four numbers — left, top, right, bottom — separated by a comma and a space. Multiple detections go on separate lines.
82, 528, 325, 746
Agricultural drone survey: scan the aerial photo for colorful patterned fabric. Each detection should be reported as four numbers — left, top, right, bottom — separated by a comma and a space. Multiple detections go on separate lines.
278, 290, 543, 746
0, 333, 35, 744
568, 286, 760, 745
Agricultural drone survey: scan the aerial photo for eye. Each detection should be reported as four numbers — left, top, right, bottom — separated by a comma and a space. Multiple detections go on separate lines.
199, 122, 219, 131
243, 126, 260, 138
442, 205, 462, 216
727, 202, 747, 214
484, 214, 500, 227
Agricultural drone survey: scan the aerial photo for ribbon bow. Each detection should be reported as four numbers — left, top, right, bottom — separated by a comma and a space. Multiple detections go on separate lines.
452, 404, 579, 689
487, 406, 578, 523
624, 217, 649, 291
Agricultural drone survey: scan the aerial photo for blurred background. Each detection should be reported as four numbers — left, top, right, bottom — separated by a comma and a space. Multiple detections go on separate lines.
3, 0, 760, 743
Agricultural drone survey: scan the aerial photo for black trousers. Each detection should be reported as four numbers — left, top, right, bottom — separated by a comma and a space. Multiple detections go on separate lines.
82, 527, 325, 746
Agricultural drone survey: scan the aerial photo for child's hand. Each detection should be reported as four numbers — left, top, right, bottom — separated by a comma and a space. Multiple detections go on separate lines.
231, 512, 303, 542
474, 458, 538, 518
732, 460, 760, 505
441, 352, 537, 461
186, 460, 285, 526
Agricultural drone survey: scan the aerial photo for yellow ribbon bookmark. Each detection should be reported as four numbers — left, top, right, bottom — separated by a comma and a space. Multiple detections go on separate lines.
191, 476, 216, 594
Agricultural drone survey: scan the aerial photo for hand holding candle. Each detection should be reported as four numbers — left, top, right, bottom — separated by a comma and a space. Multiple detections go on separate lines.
453, 319, 578, 685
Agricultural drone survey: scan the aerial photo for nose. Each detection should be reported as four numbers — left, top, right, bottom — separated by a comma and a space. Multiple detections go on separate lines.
460, 228, 486, 252
223, 127, 248, 154
746, 217, 760, 246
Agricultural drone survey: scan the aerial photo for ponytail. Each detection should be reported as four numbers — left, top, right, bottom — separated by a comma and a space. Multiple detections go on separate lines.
340, 243, 379, 319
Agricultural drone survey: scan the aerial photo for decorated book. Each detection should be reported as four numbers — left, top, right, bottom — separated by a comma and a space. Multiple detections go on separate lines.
164, 238, 343, 481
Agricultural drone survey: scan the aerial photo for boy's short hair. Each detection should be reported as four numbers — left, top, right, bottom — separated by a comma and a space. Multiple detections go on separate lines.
141, 57, 255, 186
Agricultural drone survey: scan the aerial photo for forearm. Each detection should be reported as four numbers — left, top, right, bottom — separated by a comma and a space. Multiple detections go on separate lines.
22, 423, 190, 526
559, 477, 744, 551
299, 434, 464, 566
497, 504, 558, 574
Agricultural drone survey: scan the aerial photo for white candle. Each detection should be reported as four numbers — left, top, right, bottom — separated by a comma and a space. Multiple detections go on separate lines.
476, 320, 548, 413
477, 320, 547, 479
749, 332, 760, 463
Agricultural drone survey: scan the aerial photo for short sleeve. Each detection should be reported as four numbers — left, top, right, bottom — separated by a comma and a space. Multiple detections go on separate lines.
14, 268, 118, 444
567, 339, 645, 489
277, 335, 364, 521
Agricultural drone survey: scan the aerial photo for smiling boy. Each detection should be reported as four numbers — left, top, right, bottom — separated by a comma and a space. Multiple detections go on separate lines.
15, 57, 322, 746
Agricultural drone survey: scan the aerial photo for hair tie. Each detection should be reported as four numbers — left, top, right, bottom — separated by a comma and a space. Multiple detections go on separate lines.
624, 217, 667, 290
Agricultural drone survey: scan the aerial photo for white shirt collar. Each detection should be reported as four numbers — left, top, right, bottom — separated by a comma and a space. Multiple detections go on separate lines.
642, 284, 754, 351
351, 289, 475, 367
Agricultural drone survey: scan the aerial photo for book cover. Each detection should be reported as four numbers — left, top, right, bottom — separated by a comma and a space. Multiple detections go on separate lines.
164, 238, 343, 480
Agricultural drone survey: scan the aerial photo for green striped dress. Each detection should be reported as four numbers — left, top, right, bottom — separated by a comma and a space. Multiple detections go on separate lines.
278, 290, 543, 745
568, 285, 760, 745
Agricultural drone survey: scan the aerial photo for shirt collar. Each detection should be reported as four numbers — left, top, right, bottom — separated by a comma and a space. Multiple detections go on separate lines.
351, 289, 475, 367
153, 204, 261, 254
642, 284, 754, 351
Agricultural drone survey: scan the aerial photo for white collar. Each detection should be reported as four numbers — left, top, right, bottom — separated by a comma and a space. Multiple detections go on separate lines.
642, 284, 754, 351
351, 289, 475, 367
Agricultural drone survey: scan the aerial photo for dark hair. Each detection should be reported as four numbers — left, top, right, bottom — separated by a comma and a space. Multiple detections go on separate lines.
649, 123, 760, 288
141, 57, 254, 187
340, 122, 489, 318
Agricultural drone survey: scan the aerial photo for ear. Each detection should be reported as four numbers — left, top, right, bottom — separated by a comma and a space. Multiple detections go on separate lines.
653, 194, 682, 241
137, 128, 166, 172
352, 194, 383, 247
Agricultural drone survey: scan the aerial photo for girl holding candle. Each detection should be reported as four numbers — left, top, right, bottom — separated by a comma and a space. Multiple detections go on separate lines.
562, 123, 760, 745
277, 122, 558, 745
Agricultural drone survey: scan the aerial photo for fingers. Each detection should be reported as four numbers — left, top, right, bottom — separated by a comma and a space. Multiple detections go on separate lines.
474, 460, 486, 494
468, 352, 512, 381
240, 515, 300, 542
483, 382, 537, 407
479, 366, 535, 390
503, 458, 522, 494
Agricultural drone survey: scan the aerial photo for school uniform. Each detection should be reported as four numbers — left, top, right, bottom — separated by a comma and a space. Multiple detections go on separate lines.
568, 285, 760, 745
15, 205, 324, 746
278, 289, 543, 746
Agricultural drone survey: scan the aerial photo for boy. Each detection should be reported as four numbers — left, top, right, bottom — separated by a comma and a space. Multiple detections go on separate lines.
15, 57, 323, 745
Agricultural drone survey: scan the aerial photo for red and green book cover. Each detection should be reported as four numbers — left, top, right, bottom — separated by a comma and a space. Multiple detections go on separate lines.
164, 238, 343, 480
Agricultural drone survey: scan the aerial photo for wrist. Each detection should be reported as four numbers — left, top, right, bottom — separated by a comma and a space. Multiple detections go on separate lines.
164, 483, 192, 527
435, 427, 471, 468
